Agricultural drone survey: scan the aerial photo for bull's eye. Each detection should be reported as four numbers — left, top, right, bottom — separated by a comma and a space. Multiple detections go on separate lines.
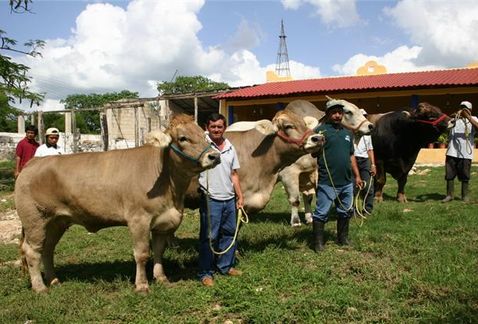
179, 136, 188, 143
284, 124, 294, 130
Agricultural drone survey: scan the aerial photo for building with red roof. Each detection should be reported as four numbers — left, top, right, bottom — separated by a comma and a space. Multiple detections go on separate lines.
214, 67, 478, 124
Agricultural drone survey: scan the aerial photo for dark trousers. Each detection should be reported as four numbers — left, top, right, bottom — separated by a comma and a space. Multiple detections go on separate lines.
354, 157, 374, 213
445, 155, 471, 182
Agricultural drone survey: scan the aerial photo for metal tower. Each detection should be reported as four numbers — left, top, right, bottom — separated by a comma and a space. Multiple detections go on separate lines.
275, 19, 291, 77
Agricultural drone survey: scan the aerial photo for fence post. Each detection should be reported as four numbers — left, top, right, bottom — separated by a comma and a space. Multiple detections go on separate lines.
100, 109, 109, 151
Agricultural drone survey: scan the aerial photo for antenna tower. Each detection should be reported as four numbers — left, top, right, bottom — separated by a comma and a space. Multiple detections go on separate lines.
275, 19, 291, 77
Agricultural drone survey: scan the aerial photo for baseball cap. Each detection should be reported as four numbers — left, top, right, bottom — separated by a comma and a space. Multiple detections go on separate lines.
360, 109, 368, 116
325, 99, 344, 112
45, 127, 60, 136
460, 101, 472, 110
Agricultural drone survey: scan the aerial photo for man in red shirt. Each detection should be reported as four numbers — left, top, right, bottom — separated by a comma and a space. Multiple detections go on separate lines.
15, 125, 39, 178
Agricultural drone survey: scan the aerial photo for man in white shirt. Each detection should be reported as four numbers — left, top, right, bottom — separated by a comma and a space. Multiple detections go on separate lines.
442, 101, 478, 202
354, 109, 376, 214
198, 113, 244, 287
34, 127, 63, 157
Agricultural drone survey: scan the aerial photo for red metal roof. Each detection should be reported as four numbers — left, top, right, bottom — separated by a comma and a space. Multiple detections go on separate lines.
215, 68, 478, 100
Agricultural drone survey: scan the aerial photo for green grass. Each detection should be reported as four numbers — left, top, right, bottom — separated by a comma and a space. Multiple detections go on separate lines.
0, 166, 477, 322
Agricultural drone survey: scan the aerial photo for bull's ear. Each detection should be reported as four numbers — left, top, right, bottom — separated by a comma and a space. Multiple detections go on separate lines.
144, 131, 172, 149
303, 116, 318, 130
255, 119, 278, 136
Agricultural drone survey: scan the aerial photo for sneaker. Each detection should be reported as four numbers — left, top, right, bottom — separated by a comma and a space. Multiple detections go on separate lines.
201, 276, 214, 287
227, 268, 243, 276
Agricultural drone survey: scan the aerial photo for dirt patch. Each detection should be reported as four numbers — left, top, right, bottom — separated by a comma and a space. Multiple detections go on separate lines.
0, 209, 21, 244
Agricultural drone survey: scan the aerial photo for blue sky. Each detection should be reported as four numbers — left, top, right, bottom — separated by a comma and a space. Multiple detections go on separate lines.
2, 0, 477, 111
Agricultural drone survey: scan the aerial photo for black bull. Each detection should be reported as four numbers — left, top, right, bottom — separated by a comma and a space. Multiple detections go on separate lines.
371, 102, 450, 203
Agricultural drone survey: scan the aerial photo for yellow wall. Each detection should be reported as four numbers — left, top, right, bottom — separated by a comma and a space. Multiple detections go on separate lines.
416, 148, 478, 164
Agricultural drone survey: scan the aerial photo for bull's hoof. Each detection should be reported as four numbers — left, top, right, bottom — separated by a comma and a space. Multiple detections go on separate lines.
134, 284, 150, 294
49, 278, 61, 286
154, 275, 170, 285
291, 222, 302, 227
374, 196, 383, 203
397, 196, 407, 203
305, 213, 313, 224
32, 285, 48, 293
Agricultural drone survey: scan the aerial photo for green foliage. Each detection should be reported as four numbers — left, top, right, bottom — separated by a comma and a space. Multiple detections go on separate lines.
0, 166, 477, 322
0, 92, 22, 132
1, 30, 45, 108
60, 90, 139, 134
157, 75, 229, 95
437, 133, 448, 144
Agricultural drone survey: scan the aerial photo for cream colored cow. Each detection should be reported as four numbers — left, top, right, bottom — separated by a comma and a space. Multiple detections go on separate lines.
15, 114, 220, 293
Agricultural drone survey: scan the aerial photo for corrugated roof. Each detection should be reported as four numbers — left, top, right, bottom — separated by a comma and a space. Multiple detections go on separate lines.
215, 68, 478, 100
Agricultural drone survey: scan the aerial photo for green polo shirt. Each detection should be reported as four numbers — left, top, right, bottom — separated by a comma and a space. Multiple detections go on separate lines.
315, 122, 354, 186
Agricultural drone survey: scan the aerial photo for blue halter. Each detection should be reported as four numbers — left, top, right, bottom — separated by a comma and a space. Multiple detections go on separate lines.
169, 143, 213, 165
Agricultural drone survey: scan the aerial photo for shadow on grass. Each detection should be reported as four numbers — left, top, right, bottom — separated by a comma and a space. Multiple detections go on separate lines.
53, 219, 330, 286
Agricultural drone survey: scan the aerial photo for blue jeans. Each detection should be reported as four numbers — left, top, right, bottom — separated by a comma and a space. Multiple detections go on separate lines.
198, 196, 237, 280
312, 183, 353, 222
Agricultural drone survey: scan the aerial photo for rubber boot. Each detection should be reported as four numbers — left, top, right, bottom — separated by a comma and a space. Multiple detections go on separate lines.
462, 181, 470, 202
336, 218, 350, 246
312, 220, 325, 253
441, 180, 454, 203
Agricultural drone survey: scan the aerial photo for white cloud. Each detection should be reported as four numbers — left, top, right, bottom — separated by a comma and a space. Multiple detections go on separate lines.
384, 0, 478, 67
17, 0, 277, 107
333, 45, 443, 75
281, 0, 360, 28
9, 0, 326, 111
226, 19, 264, 52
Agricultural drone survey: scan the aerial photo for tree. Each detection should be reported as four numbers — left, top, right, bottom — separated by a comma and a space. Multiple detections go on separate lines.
1, 1, 44, 111
61, 90, 139, 134
157, 75, 229, 95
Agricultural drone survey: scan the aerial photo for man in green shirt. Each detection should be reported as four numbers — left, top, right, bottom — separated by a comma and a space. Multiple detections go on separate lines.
312, 100, 363, 253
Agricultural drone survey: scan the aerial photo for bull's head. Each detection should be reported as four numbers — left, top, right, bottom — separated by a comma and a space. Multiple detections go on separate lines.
146, 114, 220, 171
255, 110, 324, 153
413, 102, 450, 133
324, 96, 374, 135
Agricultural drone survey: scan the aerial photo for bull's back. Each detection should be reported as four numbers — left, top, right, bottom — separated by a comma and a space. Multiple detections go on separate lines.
15, 146, 164, 229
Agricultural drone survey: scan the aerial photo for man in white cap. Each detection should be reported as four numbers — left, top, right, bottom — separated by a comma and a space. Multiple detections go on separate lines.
311, 99, 363, 253
353, 109, 376, 214
34, 127, 63, 157
442, 101, 478, 202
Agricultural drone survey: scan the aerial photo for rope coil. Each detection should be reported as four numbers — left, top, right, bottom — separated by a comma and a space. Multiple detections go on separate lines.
204, 170, 248, 255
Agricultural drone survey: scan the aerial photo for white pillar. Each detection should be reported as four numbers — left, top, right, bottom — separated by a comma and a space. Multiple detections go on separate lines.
17, 115, 25, 134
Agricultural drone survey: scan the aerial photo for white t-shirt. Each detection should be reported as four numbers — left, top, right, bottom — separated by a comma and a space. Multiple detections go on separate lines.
199, 137, 240, 201
354, 135, 373, 159
34, 144, 63, 157
446, 116, 477, 160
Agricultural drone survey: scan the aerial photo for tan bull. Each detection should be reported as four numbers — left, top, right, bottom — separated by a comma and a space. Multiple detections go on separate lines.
185, 109, 325, 213
15, 114, 220, 293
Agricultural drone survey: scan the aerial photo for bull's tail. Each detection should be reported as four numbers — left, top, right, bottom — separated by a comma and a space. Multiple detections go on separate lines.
19, 227, 28, 275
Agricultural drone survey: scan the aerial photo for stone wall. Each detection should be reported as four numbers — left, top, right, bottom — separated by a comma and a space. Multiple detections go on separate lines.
0, 132, 103, 161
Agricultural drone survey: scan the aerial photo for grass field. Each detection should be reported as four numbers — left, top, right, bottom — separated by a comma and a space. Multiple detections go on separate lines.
0, 163, 477, 322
